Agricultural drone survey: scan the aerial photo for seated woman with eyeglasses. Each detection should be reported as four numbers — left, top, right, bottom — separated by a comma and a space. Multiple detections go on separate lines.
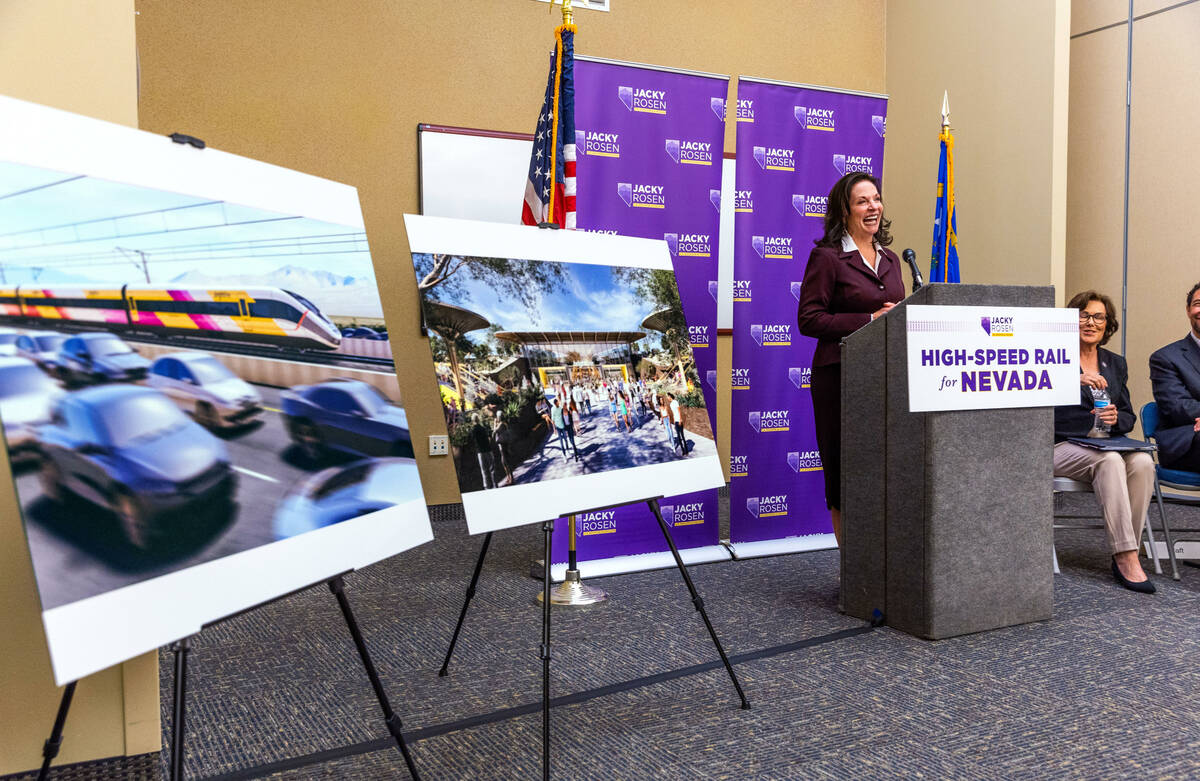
1053, 290, 1156, 593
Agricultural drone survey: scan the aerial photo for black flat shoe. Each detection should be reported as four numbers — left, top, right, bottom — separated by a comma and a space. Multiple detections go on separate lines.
1112, 558, 1156, 593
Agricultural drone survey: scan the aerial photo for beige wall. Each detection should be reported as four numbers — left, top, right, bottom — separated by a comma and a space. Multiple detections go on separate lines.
133, 0, 887, 504
1067, 0, 1200, 424
0, 2, 161, 774
884, 0, 1071, 300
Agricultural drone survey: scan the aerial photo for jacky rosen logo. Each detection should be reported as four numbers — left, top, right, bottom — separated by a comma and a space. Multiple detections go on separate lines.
752, 235, 793, 260
753, 145, 795, 172
730, 454, 749, 478
748, 409, 790, 432
789, 282, 803, 302
662, 501, 706, 527
664, 232, 713, 258
746, 494, 788, 518
706, 369, 717, 390
577, 129, 620, 158
980, 315, 1016, 336
787, 450, 823, 473
731, 367, 751, 391
689, 325, 710, 348
833, 153, 874, 176
792, 193, 828, 218
733, 189, 753, 213
617, 182, 666, 209
736, 98, 754, 123
665, 138, 714, 166
750, 323, 792, 346
618, 85, 667, 115
711, 97, 726, 121
733, 279, 752, 303
872, 114, 886, 138
788, 366, 812, 389
709, 188, 722, 212
793, 105, 836, 132
576, 509, 618, 537
708, 280, 718, 302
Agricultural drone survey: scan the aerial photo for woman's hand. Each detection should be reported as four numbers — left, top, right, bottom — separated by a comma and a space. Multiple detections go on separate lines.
1080, 371, 1108, 389
872, 302, 896, 320
1093, 404, 1119, 426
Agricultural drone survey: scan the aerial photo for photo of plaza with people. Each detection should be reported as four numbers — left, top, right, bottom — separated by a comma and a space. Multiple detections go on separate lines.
414, 252, 716, 494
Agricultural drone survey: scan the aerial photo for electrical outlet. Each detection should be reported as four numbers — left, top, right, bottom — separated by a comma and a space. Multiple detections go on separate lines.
428, 434, 449, 456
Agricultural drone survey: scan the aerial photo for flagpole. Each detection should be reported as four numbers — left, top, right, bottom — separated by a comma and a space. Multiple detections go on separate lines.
545, 1, 577, 226
941, 91, 951, 283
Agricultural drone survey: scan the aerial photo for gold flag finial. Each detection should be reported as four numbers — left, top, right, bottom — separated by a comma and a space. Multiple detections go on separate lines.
562, 0, 574, 27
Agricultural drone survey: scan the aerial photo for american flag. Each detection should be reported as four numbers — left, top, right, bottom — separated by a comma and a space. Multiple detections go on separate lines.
521, 26, 576, 229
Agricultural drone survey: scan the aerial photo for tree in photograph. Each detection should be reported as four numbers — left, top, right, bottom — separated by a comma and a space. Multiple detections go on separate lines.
414, 252, 569, 316
622, 267, 693, 387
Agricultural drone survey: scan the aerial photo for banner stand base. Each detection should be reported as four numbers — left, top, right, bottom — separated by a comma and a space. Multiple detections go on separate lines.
725, 534, 837, 560
530, 544, 732, 581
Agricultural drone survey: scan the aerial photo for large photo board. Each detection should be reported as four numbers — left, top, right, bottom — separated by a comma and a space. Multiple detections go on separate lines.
404, 215, 725, 533
0, 95, 433, 685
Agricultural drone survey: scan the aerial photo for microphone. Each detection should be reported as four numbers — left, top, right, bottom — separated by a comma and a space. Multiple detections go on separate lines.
902, 248, 924, 291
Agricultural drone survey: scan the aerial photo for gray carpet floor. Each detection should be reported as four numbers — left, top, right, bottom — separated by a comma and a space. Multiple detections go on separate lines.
8, 491, 1199, 780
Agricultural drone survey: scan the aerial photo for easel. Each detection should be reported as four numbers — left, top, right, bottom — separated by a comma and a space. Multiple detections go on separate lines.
439, 496, 750, 781
36, 573, 420, 781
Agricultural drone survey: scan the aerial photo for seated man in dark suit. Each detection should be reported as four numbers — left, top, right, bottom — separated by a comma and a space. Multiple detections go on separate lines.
1149, 281, 1200, 471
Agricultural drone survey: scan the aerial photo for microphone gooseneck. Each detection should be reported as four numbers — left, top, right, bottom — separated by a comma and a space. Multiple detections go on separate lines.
902, 248, 924, 291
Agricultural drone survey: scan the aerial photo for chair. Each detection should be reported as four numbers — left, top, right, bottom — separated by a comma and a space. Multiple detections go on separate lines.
1140, 402, 1197, 580
1051, 476, 1168, 576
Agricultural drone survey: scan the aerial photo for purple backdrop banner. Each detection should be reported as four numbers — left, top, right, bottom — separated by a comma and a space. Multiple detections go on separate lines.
552, 57, 728, 565
730, 80, 887, 545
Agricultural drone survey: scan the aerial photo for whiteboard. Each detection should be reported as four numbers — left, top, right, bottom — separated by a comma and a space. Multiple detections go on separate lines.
417, 124, 735, 328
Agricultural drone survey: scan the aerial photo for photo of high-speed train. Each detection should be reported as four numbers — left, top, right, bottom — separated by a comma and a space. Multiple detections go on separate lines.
0, 285, 342, 351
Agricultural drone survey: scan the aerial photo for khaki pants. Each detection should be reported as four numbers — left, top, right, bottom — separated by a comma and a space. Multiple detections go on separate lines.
1053, 442, 1155, 554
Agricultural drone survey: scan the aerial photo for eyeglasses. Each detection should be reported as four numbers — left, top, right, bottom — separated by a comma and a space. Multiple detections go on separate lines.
1079, 313, 1108, 324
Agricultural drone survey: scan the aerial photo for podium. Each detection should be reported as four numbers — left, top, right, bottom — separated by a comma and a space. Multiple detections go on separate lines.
841, 284, 1055, 639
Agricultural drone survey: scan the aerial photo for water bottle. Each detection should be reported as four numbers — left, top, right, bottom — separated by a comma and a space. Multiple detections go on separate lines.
1089, 387, 1112, 437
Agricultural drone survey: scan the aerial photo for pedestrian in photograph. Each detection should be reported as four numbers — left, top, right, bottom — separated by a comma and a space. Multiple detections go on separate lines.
572, 382, 587, 415
617, 391, 633, 432
471, 413, 496, 489
659, 393, 676, 447
608, 391, 621, 430
550, 398, 579, 461
493, 410, 514, 486
669, 393, 688, 455
563, 397, 582, 459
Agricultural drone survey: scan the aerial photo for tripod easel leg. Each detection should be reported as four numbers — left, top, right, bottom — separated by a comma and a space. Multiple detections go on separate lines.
328, 576, 421, 781
439, 531, 493, 677
169, 635, 195, 781
540, 519, 554, 781
646, 499, 751, 710
36, 680, 76, 781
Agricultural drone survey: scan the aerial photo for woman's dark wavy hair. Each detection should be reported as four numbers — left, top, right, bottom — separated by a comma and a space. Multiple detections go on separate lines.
815, 172, 892, 248
1067, 290, 1119, 346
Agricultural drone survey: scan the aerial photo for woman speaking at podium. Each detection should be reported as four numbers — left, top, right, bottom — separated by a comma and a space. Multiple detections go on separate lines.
796, 172, 905, 545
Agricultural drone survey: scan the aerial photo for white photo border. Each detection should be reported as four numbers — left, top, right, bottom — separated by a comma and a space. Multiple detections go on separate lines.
404, 215, 725, 534
0, 95, 434, 685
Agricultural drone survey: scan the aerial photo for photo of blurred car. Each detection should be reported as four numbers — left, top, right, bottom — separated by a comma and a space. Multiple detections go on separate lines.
0, 356, 65, 461
273, 457, 422, 539
148, 352, 263, 429
36, 385, 236, 550
56, 332, 150, 385
0, 327, 20, 355
15, 331, 67, 373
281, 378, 413, 460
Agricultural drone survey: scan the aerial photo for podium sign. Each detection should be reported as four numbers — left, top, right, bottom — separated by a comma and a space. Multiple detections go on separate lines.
906, 305, 1079, 412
